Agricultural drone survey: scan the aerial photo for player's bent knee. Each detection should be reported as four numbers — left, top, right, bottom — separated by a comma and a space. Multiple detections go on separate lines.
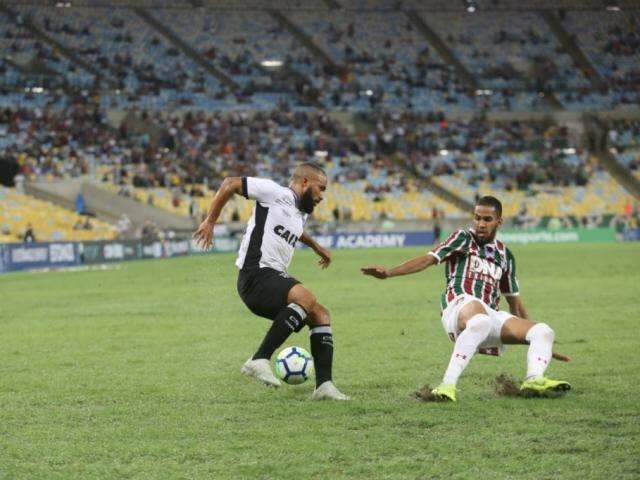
466, 313, 492, 336
288, 284, 317, 313
526, 322, 554, 343
309, 304, 331, 326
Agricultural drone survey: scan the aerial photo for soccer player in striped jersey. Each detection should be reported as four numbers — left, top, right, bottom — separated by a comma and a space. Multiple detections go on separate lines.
361, 196, 570, 401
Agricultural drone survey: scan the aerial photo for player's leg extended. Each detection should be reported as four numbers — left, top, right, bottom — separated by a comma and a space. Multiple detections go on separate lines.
242, 284, 313, 387
307, 303, 349, 400
433, 300, 492, 401
252, 284, 314, 361
500, 318, 571, 394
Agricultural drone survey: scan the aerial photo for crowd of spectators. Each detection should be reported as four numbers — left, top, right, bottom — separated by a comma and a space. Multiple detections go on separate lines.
2, 8, 638, 113
1, 104, 614, 199
608, 119, 640, 172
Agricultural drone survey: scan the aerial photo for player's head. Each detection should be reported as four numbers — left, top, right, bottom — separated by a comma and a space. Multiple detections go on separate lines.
473, 196, 503, 242
290, 162, 327, 214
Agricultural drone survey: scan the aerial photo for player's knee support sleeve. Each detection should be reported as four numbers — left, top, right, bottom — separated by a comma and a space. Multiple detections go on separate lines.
525, 323, 554, 344
466, 313, 492, 337
283, 303, 307, 333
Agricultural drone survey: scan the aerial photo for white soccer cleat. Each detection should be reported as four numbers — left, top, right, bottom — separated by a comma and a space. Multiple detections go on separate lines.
311, 381, 350, 401
241, 358, 282, 388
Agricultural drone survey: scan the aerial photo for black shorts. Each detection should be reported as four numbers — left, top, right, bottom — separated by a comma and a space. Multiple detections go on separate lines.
237, 267, 301, 320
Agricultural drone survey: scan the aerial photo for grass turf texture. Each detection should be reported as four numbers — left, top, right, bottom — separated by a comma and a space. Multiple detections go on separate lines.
1, 243, 639, 479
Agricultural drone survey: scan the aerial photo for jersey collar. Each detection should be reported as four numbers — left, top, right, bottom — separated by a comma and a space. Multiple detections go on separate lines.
469, 228, 496, 247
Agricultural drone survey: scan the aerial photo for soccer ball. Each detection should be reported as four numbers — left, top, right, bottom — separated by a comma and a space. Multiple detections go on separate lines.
275, 346, 314, 385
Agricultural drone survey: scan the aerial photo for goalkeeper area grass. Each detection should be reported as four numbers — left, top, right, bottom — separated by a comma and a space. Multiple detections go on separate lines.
1, 243, 639, 479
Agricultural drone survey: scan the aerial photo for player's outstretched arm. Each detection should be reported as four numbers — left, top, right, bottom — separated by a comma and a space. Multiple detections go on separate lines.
361, 253, 438, 279
300, 232, 331, 269
193, 176, 243, 250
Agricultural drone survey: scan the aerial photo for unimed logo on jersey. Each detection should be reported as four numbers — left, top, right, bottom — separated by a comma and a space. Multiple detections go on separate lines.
274, 225, 299, 246
470, 255, 503, 280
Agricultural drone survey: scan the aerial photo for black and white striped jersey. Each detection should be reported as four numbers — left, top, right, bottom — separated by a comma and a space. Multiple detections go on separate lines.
235, 177, 308, 273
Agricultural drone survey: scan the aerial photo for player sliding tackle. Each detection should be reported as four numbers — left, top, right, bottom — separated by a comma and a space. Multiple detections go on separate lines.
362, 196, 570, 401
193, 163, 349, 400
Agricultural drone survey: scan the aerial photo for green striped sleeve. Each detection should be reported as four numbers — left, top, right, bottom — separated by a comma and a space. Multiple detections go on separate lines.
499, 248, 520, 295
429, 230, 469, 263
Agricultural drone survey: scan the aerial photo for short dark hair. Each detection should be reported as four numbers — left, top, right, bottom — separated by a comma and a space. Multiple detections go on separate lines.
299, 162, 325, 176
292, 162, 326, 179
476, 195, 502, 217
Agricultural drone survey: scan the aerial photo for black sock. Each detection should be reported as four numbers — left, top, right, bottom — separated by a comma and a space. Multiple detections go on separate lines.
252, 303, 306, 360
310, 325, 333, 388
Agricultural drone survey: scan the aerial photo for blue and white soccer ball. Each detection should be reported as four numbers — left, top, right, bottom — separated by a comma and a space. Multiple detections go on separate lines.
275, 346, 314, 385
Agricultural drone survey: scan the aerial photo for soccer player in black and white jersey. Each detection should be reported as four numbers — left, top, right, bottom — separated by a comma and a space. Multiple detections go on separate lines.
193, 163, 349, 400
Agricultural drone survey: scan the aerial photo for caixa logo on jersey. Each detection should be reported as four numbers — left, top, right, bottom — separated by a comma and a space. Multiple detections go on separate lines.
274, 225, 299, 246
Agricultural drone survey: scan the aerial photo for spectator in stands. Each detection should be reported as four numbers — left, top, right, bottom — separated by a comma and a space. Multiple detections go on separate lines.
23, 223, 36, 243
75, 193, 87, 215
82, 217, 93, 230
140, 220, 158, 242
188, 198, 199, 220
433, 220, 442, 244
117, 213, 132, 235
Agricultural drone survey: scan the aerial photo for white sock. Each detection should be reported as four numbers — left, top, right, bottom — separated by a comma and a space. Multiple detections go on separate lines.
525, 323, 554, 380
442, 314, 492, 386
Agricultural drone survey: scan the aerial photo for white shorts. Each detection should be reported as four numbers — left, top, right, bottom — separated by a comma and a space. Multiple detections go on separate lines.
440, 294, 514, 356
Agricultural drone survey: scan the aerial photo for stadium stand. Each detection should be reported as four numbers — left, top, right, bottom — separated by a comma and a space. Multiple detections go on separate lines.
0, 1, 638, 240
562, 11, 640, 109
1, 4, 637, 112
0, 186, 118, 243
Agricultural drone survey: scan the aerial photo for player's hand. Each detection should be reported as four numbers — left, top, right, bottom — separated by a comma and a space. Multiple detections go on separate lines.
193, 218, 215, 251
360, 265, 389, 279
316, 246, 331, 269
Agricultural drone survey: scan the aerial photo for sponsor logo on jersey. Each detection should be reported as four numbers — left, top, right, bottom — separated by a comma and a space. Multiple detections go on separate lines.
469, 255, 503, 281
274, 225, 299, 246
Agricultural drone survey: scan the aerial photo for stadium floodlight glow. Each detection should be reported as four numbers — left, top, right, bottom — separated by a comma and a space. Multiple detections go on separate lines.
439, 149, 449, 156
604, 1, 621, 11
261, 60, 283, 68
464, 0, 477, 13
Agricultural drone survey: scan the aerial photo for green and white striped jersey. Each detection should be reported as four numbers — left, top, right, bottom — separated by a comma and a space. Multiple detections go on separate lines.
429, 229, 519, 310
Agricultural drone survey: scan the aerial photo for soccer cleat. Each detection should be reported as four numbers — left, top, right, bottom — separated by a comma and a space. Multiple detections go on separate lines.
241, 358, 282, 388
311, 381, 350, 401
431, 383, 457, 402
520, 377, 571, 395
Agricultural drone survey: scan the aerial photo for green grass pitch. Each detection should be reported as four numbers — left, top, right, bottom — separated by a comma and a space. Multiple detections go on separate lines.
1, 243, 639, 479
